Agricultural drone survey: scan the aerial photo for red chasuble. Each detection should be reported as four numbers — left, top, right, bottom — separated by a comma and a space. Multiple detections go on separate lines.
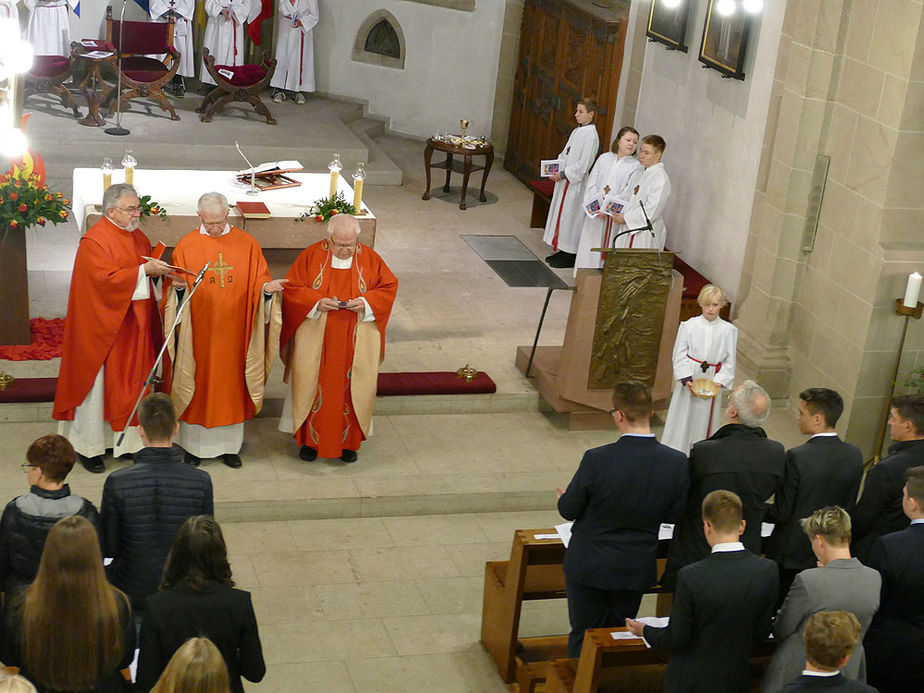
53, 217, 162, 431
167, 227, 273, 428
280, 239, 398, 458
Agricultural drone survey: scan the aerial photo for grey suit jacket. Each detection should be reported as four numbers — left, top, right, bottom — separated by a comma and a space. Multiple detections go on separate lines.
762, 558, 881, 693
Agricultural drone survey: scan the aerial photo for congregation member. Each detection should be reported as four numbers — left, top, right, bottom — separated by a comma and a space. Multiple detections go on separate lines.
137, 516, 265, 693
150, 638, 232, 693
166, 192, 286, 469
101, 393, 214, 614
543, 98, 600, 268
556, 381, 688, 657
608, 134, 671, 250
781, 611, 879, 693
23, 0, 74, 55
661, 380, 784, 589
279, 215, 398, 463
626, 490, 779, 692
4, 516, 134, 693
573, 125, 642, 271
661, 284, 737, 455
151, 0, 195, 96
863, 465, 924, 691
765, 388, 863, 598
762, 507, 880, 692
0, 434, 99, 595
271, 0, 319, 104
852, 393, 924, 560
201, 0, 254, 87
53, 183, 173, 473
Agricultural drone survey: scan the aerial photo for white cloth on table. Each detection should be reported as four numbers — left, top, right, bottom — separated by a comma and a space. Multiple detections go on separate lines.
542, 123, 599, 254
201, 0, 252, 86
271, 0, 318, 93
574, 152, 643, 272
611, 162, 671, 250
661, 314, 737, 455
150, 0, 196, 78
23, 0, 75, 56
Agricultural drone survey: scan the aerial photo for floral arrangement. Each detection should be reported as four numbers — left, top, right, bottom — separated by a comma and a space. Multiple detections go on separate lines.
139, 194, 168, 221
299, 191, 356, 223
906, 365, 924, 394
0, 172, 70, 233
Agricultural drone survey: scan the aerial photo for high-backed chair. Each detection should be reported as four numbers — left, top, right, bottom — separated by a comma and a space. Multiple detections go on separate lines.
23, 44, 81, 118
197, 48, 278, 125
105, 5, 180, 121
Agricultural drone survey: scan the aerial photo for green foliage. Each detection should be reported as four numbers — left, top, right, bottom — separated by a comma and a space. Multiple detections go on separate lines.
298, 191, 356, 223
0, 173, 70, 232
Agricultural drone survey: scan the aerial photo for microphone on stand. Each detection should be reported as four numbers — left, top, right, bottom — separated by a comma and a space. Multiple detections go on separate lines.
235, 141, 258, 195
105, 0, 131, 137
191, 260, 211, 289
638, 200, 655, 238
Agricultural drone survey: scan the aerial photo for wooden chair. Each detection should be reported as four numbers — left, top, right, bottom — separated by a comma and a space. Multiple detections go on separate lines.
528, 178, 555, 228
197, 48, 278, 125
23, 45, 81, 118
105, 5, 180, 121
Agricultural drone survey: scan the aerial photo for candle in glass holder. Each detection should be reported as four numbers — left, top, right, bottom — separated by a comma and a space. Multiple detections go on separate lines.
352, 162, 366, 213
328, 153, 342, 198
121, 150, 137, 185
101, 156, 113, 192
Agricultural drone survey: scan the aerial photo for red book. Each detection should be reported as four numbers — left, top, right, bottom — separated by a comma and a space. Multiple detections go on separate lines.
236, 200, 271, 219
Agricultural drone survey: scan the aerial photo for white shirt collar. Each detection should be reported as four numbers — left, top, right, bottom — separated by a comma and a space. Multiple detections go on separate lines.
711, 542, 745, 553
911, 518, 924, 525
621, 433, 655, 438
801, 670, 840, 678
331, 254, 353, 269
199, 223, 230, 237
810, 432, 838, 438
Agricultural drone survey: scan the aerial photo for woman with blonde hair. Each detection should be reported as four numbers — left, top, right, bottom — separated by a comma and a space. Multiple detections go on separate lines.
4, 515, 134, 693
150, 638, 230, 693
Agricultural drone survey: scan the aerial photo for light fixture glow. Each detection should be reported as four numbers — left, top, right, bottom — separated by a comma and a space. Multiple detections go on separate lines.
5, 39, 34, 74
1, 127, 28, 158
742, 0, 763, 12
662, 0, 683, 9
716, 0, 736, 16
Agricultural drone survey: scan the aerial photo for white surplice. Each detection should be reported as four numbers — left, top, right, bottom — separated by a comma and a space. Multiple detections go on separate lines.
150, 0, 196, 78
271, 0, 318, 93
612, 161, 671, 250
0, 0, 19, 21
23, 0, 76, 56
661, 314, 738, 455
542, 123, 599, 254
574, 152, 643, 272
200, 0, 252, 86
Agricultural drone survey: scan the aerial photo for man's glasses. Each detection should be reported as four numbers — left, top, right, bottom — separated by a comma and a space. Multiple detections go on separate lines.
20, 464, 35, 472
116, 205, 142, 214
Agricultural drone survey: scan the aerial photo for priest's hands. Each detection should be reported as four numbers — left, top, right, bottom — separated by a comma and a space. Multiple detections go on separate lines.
343, 299, 365, 314
317, 298, 341, 312
143, 258, 173, 277
263, 279, 289, 294
317, 298, 365, 314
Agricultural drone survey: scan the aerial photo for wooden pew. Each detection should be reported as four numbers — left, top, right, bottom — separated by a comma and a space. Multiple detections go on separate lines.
545, 627, 776, 693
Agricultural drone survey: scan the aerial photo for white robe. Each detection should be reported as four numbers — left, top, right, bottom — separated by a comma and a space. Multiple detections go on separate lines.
151, 0, 195, 78
201, 0, 252, 86
542, 123, 599, 254
0, 1, 19, 22
612, 162, 671, 250
271, 0, 318, 92
661, 314, 737, 455
574, 152, 643, 272
24, 0, 75, 56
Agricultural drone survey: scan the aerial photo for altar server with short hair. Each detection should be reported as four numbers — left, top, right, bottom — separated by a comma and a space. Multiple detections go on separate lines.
609, 134, 671, 250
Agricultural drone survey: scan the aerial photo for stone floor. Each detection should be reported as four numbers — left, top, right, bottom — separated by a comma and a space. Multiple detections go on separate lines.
0, 96, 806, 691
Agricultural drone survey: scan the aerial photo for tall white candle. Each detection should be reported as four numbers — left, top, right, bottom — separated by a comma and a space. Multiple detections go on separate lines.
903, 272, 922, 308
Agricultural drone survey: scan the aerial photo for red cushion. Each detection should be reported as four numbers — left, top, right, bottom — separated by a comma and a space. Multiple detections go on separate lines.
29, 55, 70, 77
214, 63, 267, 86
122, 56, 169, 82
528, 179, 555, 198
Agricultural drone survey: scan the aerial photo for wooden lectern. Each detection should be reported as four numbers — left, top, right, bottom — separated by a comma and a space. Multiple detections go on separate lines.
515, 250, 682, 428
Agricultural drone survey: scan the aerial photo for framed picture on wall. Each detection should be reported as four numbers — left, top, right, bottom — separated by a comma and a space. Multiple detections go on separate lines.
698, 0, 750, 80
647, 0, 694, 52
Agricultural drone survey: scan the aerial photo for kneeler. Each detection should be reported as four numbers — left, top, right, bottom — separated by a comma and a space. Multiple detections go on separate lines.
197, 49, 278, 126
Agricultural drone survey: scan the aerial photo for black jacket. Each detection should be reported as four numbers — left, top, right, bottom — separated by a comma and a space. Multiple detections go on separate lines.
0, 485, 100, 594
661, 424, 785, 589
101, 446, 213, 608
765, 435, 863, 570
852, 438, 924, 561
137, 581, 265, 693
780, 673, 878, 692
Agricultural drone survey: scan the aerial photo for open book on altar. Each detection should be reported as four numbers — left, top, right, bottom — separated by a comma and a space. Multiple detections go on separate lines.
236, 160, 303, 191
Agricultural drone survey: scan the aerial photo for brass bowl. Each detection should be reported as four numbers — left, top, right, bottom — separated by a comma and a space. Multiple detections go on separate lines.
0, 372, 15, 391
690, 378, 721, 400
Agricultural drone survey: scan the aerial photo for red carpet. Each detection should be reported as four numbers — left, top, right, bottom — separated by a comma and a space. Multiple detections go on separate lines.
0, 318, 64, 360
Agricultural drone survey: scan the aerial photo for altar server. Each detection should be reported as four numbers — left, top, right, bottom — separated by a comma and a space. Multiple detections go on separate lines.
271, 0, 319, 104
543, 98, 600, 269
574, 126, 642, 272
661, 284, 737, 455
23, 0, 76, 55
0, 0, 19, 21
151, 0, 196, 95
609, 134, 671, 250
200, 0, 253, 87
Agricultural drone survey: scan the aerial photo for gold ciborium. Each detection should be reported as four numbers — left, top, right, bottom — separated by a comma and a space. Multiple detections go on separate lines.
456, 364, 477, 382
459, 119, 470, 137
0, 372, 15, 391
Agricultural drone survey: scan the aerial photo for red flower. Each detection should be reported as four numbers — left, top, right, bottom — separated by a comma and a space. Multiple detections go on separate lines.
59, 210, 68, 219
12, 178, 22, 188
9, 220, 18, 229
44, 193, 53, 201
330, 209, 339, 216
56, 192, 62, 199
63, 198, 70, 205
17, 204, 26, 212
9, 192, 18, 201
151, 206, 160, 214
37, 217, 46, 226
315, 215, 323, 222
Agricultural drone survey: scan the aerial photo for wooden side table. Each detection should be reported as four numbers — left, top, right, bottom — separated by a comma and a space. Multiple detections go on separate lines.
76, 51, 115, 127
421, 137, 494, 210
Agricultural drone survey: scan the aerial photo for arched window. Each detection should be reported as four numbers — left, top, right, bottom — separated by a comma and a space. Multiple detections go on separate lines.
353, 10, 406, 70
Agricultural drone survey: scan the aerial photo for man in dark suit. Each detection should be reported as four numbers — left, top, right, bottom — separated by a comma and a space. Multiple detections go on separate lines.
781, 611, 878, 692
863, 465, 924, 691
557, 381, 688, 657
852, 394, 924, 561
661, 379, 785, 590
626, 490, 779, 692
766, 388, 864, 599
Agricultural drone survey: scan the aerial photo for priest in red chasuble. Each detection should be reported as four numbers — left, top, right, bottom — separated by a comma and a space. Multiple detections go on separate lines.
53, 184, 174, 474
165, 192, 286, 468
279, 215, 397, 463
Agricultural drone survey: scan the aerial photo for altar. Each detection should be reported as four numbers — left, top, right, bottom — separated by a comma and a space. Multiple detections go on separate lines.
72, 169, 377, 248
